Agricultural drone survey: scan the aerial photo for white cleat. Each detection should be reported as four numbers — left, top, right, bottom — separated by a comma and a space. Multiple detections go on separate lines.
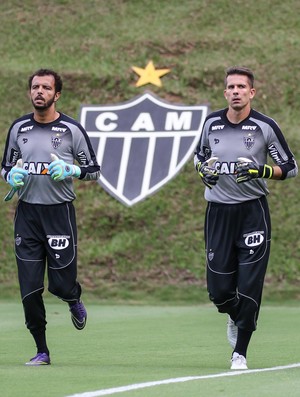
227, 316, 238, 349
231, 352, 248, 370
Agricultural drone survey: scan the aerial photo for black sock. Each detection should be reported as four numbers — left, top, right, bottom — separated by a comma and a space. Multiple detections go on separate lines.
31, 330, 49, 356
234, 328, 253, 358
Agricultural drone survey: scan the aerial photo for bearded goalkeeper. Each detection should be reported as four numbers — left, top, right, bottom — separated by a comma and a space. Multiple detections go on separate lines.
1, 69, 101, 366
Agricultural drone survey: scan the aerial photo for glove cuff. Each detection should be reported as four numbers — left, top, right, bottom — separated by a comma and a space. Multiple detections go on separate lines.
72, 165, 81, 178
260, 164, 273, 179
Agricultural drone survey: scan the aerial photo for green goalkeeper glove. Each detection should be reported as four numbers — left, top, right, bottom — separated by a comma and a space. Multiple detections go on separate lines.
236, 157, 273, 183
48, 153, 81, 181
7, 159, 28, 188
196, 157, 219, 189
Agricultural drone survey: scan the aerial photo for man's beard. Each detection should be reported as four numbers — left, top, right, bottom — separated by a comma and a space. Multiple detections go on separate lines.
32, 95, 56, 110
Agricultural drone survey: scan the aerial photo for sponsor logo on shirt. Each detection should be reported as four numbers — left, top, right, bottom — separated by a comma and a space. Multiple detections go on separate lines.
77, 150, 89, 165
242, 126, 257, 130
51, 127, 67, 132
269, 144, 285, 164
211, 125, 225, 131
9, 149, 19, 164
214, 161, 236, 175
20, 126, 34, 132
23, 162, 51, 175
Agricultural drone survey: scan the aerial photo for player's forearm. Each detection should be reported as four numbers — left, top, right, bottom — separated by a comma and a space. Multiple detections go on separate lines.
273, 160, 298, 180
78, 165, 101, 180
271, 165, 283, 180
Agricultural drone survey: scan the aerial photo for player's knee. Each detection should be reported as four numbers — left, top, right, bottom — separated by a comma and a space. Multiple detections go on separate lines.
48, 283, 66, 298
48, 282, 79, 300
209, 291, 239, 313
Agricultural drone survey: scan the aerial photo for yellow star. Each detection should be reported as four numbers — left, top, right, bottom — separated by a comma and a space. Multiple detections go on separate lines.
132, 61, 170, 87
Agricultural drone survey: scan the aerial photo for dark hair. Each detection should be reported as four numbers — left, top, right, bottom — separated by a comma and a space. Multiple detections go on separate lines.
225, 66, 254, 88
28, 69, 63, 93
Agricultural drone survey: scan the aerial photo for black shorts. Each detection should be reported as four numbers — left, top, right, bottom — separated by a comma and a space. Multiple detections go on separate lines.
205, 196, 271, 330
14, 201, 78, 300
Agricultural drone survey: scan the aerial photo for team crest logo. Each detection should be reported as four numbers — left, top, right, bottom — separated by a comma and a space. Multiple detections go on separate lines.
52, 135, 62, 149
80, 92, 208, 206
208, 251, 214, 261
244, 134, 255, 150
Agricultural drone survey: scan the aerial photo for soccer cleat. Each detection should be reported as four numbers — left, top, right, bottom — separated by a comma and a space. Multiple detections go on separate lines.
231, 352, 248, 370
227, 316, 238, 349
70, 300, 87, 330
25, 352, 50, 366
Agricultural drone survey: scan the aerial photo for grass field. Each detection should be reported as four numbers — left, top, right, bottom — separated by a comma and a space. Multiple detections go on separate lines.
1, 298, 300, 397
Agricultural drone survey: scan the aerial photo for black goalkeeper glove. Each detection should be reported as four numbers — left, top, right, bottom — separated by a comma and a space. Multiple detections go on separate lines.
196, 157, 219, 189
236, 157, 273, 183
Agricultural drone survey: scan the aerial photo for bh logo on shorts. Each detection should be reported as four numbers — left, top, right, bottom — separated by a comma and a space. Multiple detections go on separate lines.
244, 231, 264, 247
47, 235, 70, 250
80, 92, 208, 206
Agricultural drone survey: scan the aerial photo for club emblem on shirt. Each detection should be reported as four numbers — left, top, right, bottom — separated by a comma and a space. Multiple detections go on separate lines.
243, 134, 255, 150
52, 134, 62, 149
80, 92, 208, 206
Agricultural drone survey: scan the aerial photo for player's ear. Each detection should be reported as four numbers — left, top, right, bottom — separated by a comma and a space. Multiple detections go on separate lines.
54, 91, 61, 103
249, 88, 256, 99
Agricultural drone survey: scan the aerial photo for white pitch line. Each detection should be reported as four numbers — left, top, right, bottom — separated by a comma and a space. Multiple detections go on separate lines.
64, 363, 300, 397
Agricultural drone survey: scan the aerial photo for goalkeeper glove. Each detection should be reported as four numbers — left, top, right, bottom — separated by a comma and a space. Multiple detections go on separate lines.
196, 157, 219, 189
48, 153, 81, 181
7, 159, 28, 188
236, 157, 273, 183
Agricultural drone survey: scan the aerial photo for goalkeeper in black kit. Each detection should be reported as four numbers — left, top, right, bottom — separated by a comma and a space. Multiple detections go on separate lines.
1, 69, 101, 366
194, 66, 298, 370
